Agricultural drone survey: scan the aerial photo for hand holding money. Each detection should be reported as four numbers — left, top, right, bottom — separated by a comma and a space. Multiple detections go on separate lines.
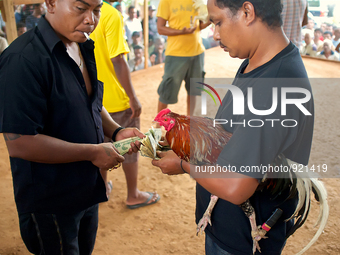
112, 127, 163, 159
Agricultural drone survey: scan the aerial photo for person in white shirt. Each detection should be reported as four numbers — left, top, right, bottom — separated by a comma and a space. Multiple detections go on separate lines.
125, 6, 142, 45
317, 39, 340, 61
300, 32, 317, 57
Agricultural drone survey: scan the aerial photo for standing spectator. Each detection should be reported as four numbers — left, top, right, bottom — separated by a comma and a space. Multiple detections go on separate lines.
112, 2, 128, 20
0, 0, 144, 253
156, 0, 210, 116
314, 28, 324, 52
17, 22, 27, 37
14, 5, 23, 23
90, 2, 159, 206
142, 5, 159, 41
25, 3, 45, 30
128, 45, 151, 72
153, 1, 315, 255
317, 39, 339, 61
281, 0, 307, 48
150, 36, 165, 65
113, 0, 126, 15
300, 31, 317, 57
125, 6, 142, 45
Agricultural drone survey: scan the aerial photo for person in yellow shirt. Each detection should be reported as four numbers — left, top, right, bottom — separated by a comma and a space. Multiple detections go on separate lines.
90, 2, 160, 208
156, 0, 211, 116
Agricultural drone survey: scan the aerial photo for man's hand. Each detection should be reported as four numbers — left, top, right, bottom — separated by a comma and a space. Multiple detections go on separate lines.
129, 96, 142, 118
91, 142, 125, 170
152, 150, 184, 175
182, 26, 197, 34
115, 127, 145, 154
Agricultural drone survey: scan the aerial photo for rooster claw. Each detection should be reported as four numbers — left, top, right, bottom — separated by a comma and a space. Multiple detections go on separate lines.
196, 214, 212, 235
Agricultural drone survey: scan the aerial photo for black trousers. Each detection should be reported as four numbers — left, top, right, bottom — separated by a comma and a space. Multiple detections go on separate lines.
19, 204, 99, 255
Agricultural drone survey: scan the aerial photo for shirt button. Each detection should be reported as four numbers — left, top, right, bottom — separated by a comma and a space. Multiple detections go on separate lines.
97, 126, 100, 129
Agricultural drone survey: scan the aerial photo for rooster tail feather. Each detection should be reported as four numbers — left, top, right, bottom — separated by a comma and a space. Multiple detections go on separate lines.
295, 178, 329, 255
310, 178, 329, 227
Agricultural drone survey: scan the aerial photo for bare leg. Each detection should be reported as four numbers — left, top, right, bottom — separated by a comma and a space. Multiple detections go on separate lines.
188, 95, 196, 116
123, 162, 159, 206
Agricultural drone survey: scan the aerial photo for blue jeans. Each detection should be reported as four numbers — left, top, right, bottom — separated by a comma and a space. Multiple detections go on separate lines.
19, 204, 99, 255
205, 234, 233, 255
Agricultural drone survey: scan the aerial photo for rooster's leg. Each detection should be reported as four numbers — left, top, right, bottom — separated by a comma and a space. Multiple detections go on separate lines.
240, 200, 268, 254
196, 195, 218, 235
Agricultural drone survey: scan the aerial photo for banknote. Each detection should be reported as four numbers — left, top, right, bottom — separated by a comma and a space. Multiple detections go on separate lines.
112, 128, 162, 157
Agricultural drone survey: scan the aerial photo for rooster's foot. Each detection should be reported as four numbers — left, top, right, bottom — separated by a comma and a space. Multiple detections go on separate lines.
251, 226, 268, 254
196, 213, 212, 235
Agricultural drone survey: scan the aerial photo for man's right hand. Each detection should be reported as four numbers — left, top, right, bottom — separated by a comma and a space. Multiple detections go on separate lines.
91, 142, 125, 170
182, 26, 197, 34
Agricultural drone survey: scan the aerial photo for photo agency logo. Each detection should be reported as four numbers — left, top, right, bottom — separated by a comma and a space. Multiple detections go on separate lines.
198, 81, 313, 128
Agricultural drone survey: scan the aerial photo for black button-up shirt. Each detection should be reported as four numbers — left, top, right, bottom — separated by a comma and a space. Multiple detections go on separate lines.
0, 16, 107, 214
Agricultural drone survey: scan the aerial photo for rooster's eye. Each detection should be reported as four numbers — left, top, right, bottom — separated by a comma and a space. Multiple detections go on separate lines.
164, 119, 167, 121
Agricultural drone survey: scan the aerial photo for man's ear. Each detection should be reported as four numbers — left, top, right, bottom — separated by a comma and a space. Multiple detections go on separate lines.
242, 2, 256, 26
45, 0, 57, 14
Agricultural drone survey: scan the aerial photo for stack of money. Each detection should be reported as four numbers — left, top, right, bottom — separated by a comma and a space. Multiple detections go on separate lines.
112, 127, 163, 159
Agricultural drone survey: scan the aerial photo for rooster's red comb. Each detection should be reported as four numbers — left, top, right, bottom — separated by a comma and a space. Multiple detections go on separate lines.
154, 108, 171, 121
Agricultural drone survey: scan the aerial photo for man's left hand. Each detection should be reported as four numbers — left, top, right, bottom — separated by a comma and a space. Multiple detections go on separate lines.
115, 127, 145, 154
152, 150, 184, 175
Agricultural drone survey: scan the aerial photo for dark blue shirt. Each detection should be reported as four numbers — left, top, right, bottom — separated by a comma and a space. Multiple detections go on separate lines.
0, 16, 107, 214
196, 43, 314, 255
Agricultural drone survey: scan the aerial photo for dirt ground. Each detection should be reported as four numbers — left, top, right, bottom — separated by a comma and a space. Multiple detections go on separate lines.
0, 47, 339, 255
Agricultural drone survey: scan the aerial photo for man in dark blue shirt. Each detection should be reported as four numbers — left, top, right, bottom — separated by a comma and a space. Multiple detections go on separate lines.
152, 0, 314, 254
0, 0, 143, 253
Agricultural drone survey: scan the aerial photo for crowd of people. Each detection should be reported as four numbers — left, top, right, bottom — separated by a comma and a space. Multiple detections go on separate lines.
299, 19, 340, 60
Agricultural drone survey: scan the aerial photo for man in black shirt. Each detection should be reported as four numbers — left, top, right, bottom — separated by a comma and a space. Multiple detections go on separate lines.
152, 0, 314, 254
0, 0, 143, 253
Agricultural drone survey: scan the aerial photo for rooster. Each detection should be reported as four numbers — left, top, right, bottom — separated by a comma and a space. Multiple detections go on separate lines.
154, 108, 329, 255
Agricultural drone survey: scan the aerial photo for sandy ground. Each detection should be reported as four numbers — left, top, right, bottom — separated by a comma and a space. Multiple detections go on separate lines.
0, 47, 339, 255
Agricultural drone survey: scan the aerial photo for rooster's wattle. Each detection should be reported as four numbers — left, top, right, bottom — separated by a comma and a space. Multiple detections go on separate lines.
154, 108, 329, 255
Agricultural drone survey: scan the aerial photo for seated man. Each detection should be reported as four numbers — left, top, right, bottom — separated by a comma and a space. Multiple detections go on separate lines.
128, 31, 142, 61
317, 39, 340, 61
128, 45, 151, 72
300, 32, 317, 57
150, 36, 165, 65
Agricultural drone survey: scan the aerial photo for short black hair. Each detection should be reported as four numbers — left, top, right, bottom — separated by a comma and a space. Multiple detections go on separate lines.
128, 5, 135, 13
314, 28, 322, 33
132, 31, 140, 37
323, 31, 333, 36
214, 0, 283, 28
133, 45, 143, 51
16, 22, 26, 30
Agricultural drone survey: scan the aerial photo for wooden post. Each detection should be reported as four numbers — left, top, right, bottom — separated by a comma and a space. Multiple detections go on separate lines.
1, 0, 17, 43
0, 0, 44, 44
143, 1, 148, 69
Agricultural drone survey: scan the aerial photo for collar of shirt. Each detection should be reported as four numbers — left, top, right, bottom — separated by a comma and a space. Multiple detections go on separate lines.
37, 15, 95, 54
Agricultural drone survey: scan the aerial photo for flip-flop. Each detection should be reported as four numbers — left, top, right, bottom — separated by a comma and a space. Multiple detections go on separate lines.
126, 192, 160, 209
107, 181, 113, 199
